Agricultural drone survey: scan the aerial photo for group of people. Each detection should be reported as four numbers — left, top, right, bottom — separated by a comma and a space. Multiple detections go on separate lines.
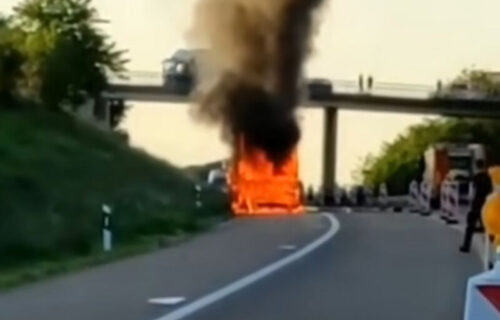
358, 74, 374, 92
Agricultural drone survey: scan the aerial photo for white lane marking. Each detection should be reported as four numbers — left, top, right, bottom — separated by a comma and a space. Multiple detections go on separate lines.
148, 297, 186, 306
153, 213, 340, 320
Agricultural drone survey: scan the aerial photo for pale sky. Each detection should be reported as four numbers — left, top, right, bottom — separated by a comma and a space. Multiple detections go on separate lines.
3, 0, 500, 186
4, 0, 499, 80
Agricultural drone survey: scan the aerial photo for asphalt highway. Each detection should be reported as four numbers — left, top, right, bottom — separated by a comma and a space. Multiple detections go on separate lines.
0, 211, 480, 320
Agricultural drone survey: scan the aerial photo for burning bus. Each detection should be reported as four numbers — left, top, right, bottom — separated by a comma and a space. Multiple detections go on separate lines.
188, 0, 326, 216
228, 138, 303, 215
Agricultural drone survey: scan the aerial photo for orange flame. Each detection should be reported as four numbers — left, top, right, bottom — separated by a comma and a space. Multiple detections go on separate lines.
229, 138, 304, 215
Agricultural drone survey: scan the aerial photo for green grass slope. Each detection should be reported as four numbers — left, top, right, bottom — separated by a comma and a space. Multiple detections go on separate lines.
0, 108, 227, 279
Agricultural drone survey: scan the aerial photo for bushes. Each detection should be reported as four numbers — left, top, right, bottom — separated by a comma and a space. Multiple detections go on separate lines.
0, 2, 227, 284
0, 110, 228, 270
359, 119, 500, 195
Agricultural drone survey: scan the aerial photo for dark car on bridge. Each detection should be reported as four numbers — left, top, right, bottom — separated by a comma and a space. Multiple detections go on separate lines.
307, 78, 334, 101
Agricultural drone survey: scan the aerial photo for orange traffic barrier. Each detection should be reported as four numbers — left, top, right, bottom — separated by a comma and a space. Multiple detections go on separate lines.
483, 167, 500, 245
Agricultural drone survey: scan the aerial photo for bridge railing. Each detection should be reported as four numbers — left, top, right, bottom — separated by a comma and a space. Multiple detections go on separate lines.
109, 70, 163, 86
109, 70, 438, 99
331, 79, 435, 99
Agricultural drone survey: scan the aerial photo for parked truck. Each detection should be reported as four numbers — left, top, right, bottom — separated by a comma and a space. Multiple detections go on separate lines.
420, 143, 485, 210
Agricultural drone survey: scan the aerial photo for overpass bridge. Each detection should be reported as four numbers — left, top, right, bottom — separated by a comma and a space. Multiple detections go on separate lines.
105, 82, 500, 118
102, 72, 500, 199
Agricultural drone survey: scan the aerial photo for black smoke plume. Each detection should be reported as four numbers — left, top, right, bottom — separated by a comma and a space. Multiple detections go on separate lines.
189, 0, 326, 164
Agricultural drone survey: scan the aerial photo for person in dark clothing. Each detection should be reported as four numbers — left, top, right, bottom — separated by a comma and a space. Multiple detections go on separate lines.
356, 187, 366, 206
436, 80, 443, 94
460, 160, 493, 253
306, 185, 315, 204
358, 74, 364, 92
340, 190, 349, 206
367, 75, 374, 91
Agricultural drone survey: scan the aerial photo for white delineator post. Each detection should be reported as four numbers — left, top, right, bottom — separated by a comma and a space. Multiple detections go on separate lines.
440, 181, 449, 219
483, 235, 495, 271
446, 181, 460, 224
419, 181, 432, 215
102, 204, 113, 252
379, 183, 388, 208
195, 184, 203, 209
409, 180, 419, 211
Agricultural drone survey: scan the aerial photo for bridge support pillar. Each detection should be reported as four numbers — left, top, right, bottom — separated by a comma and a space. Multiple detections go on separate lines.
322, 107, 338, 206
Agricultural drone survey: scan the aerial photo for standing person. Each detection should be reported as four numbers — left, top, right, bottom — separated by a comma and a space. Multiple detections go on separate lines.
306, 185, 315, 204
436, 80, 443, 94
356, 187, 366, 206
358, 74, 364, 92
460, 160, 493, 253
367, 75, 374, 92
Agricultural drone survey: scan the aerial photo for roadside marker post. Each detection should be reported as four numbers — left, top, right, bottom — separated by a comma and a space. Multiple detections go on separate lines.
378, 183, 388, 209
195, 184, 203, 209
409, 180, 419, 212
483, 234, 495, 272
440, 181, 450, 221
102, 204, 113, 252
419, 181, 432, 215
444, 181, 460, 224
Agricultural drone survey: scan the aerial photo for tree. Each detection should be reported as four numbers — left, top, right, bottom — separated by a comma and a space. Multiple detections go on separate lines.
0, 15, 25, 103
13, 0, 127, 109
449, 69, 500, 97
359, 69, 500, 194
359, 119, 485, 194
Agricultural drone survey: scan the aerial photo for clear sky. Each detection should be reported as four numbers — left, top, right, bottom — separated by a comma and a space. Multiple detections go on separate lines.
2, 0, 500, 185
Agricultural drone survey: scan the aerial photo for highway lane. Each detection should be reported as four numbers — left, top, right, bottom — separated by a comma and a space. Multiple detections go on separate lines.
188, 212, 481, 320
0, 212, 481, 320
0, 215, 329, 320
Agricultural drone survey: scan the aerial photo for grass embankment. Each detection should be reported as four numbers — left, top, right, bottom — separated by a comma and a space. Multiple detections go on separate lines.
0, 108, 228, 290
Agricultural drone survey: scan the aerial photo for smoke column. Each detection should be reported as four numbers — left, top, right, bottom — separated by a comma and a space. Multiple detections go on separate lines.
189, 0, 326, 164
